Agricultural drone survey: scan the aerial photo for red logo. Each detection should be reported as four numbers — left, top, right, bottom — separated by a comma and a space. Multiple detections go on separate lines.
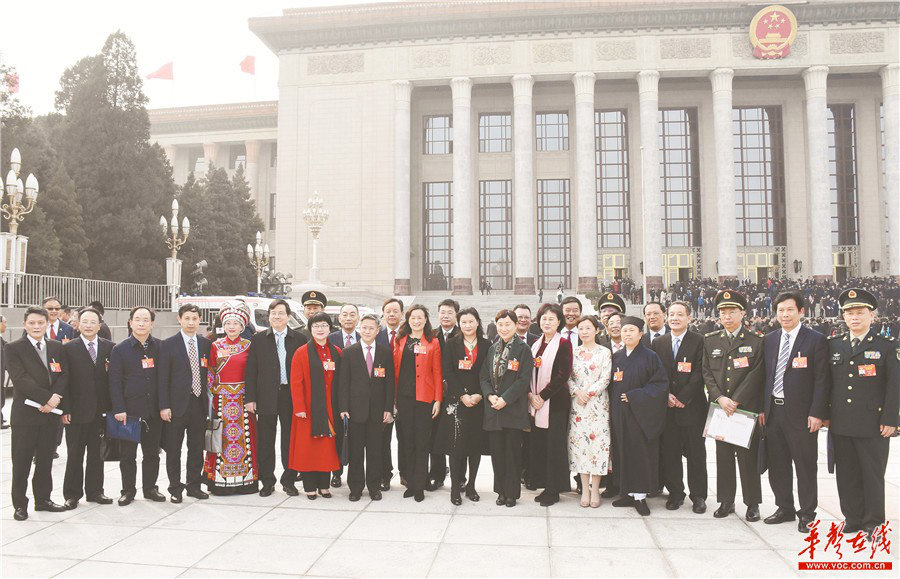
797, 519, 893, 571
749, 5, 798, 59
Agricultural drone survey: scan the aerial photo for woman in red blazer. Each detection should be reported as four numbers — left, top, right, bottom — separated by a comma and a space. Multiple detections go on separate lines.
393, 304, 442, 502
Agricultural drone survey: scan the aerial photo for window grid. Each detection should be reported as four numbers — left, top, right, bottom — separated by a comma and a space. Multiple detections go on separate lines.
827, 104, 859, 246
423, 182, 452, 290
536, 112, 569, 151
423, 115, 453, 155
537, 179, 572, 289
732, 106, 787, 247
659, 108, 702, 247
595, 110, 631, 248
478, 180, 513, 290
479, 113, 512, 153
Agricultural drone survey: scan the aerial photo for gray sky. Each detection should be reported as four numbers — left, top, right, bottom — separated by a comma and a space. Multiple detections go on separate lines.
3, 0, 392, 115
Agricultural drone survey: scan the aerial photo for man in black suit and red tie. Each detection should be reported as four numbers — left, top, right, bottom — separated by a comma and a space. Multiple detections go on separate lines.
513, 305, 540, 346
429, 298, 460, 491
760, 291, 829, 533
6, 306, 69, 520
376, 297, 404, 490
61, 307, 115, 509
42, 296, 75, 343
159, 303, 212, 503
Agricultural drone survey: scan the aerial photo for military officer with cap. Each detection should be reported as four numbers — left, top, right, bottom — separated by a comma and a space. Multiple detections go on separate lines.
826, 288, 898, 537
301, 291, 327, 338
702, 289, 764, 522
597, 292, 626, 351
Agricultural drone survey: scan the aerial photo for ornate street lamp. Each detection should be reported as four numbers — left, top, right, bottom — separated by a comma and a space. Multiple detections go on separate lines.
247, 230, 270, 294
302, 191, 329, 284
161, 198, 190, 311
1, 148, 39, 307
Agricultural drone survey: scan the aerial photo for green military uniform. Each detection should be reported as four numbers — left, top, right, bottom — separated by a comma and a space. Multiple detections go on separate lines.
827, 288, 899, 534
701, 290, 764, 518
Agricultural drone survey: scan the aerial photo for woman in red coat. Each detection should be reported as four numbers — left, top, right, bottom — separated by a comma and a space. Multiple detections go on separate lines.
393, 304, 442, 502
289, 312, 341, 499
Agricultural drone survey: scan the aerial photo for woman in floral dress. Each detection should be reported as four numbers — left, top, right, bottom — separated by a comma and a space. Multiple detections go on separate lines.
567, 315, 612, 508
203, 300, 260, 495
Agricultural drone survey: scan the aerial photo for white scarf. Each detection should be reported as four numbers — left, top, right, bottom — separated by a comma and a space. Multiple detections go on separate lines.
530, 333, 561, 429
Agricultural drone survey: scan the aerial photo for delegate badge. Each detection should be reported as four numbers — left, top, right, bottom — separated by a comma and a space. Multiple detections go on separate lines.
142, 357, 155, 369
507, 359, 520, 371
373, 367, 386, 378
458, 359, 473, 370
613, 370, 623, 382
733, 357, 749, 369
677, 361, 692, 373
49, 361, 62, 373
414, 344, 427, 355
323, 360, 336, 371
858, 364, 876, 377
792, 356, 808, 369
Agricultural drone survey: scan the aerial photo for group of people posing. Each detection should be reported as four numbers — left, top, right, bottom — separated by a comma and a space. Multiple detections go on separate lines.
5, 285, 897, 540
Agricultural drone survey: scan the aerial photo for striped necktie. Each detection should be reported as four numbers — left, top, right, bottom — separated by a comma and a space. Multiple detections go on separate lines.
772, 332, 791, 398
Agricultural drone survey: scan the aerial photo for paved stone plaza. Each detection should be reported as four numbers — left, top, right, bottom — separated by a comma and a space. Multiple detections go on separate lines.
1, 424, 897, 578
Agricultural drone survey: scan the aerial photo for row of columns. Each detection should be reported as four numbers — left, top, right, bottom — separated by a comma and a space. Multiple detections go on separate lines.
163, 140, 264, 200
392, 66, 899, 295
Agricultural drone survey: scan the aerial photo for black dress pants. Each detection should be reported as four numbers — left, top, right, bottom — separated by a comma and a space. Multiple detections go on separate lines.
450, 455, 480, 491
397, 395, 433, 492
11, 420, 59, 510
715, 431, 761, 506
348, 418, 384, 495
165, 395, 206, 494
766, 403, 818, 517
63, 417, 105, 500
526, 417, 570, 497
119, 415, 162, 495
256, 384, 298, 488
833, 433, 889, 529
490, 428, 523, 499
661, 418, 707, 500
381, 419, 398, 482
301, 471, 330, 492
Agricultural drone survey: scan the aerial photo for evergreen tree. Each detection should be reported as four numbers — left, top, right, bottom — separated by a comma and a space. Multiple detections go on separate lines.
42, 161, 91, 276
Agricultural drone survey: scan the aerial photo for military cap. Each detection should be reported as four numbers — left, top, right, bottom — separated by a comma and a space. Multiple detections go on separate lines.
597, 292, 626, 313
839, 288, 878, 311
715, 289, 747, 310
301, 290, 327, 307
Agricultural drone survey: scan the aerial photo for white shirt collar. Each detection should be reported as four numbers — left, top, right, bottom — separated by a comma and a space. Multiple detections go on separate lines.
180, 330, 197, 349
81, 334, 97, 348
782, 324, 802, 341
46, 319, 59, 337
649, 326, 667, 337
361, 340, 376, 356
273, 327, 287, 338
625, 347, 633, 356
27, 335, 44, 348
342, 330, 356, 342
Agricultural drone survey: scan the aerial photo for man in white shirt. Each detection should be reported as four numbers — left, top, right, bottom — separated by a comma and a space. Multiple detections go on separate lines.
560, 296, 582, 347
329, 304, 360, 349
642, 301, 668, 346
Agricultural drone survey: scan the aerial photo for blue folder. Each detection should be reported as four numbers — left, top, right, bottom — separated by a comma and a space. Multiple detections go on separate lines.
105, 414, 143, 444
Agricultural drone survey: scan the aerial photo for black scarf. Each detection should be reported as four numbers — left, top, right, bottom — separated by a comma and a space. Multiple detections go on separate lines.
307, 342, 338, 438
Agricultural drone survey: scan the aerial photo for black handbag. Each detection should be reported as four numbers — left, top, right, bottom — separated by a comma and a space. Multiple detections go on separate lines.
98, 415, 120, 462
340, 415, 350, 466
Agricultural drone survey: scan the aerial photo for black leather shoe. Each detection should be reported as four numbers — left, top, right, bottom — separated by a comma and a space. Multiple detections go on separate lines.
691, 498, 707, 514
13, 507, 28, 521
635, 499, 651, 516
0, 422, 9, 430
400, 477, 408, 487
144, 489, 166, 502
505, 498, 516, 508
34, 500, 66, 513
349, 493, 361, 502
600, 487, 619, 499
330, 474, 342, 488
380, 479, 391, 492
118, 492, 135, 506
713, 502, 735, 518
465, 488, 480, 502
539, 494, 559, 507
496, 494, 506, 506
186, 488, 209, 500
450, 492, 462, 506
370, 490, 382, 501
746, 505, 761, 522
259, 485, 275, 497
317, 489, 333, 499
86, 494, 113, 505
403, 488, 415, 498
764, 508, 796, 525
798, 516, 815, 533
414, 491, 424, 502
612, 496, 635, 507
64, 499, 79, 510
665, 496, 684, 511
170, 492, 183, 504
282, 484, 300, 497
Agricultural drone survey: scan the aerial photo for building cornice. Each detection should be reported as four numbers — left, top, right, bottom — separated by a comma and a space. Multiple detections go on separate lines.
249, 1, 900, 52
149, 101, 278, 135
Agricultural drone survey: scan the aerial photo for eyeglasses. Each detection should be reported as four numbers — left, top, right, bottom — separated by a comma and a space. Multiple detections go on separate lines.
310, 323, 331, 330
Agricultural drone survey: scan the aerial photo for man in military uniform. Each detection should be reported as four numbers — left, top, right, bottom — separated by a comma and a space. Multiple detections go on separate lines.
702, 289, 764, 522
827, 288, 898, 537
596, 292, 625, 351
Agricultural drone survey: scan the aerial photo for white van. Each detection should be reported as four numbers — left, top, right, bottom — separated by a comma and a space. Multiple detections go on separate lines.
174, 296, 307, 333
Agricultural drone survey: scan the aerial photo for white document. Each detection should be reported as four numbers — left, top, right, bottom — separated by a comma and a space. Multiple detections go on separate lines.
703, 403, 757, 449
25, 399, 63, 415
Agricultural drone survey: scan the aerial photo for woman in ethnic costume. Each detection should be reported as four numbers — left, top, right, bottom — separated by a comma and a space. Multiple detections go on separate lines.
203, 300, 260, 495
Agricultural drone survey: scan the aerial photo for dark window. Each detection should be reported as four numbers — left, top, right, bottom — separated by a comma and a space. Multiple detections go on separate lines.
229, 144, 246, 171
733, 106, 787, 247
269, 192, 276, 230
537, 179, 571, 289
659, 108, 702, 247
595, 110, 630, 248
423, 182, 452, 290
187, 147, 205, 174
827, 105, 859, 246
424, 115, 452, 155
479, 180, 512, 290
479, 113, 512, 153
536, 112, 569, 151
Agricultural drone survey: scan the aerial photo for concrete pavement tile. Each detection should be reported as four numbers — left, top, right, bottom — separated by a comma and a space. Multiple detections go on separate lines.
443, 514, 547, 547
648, 518, 768, 550
342, 511, 451, 543
55, 560, 186, 577
549, 546, 673, 577
151, 502, 271, 533
194, 534, 331, 575
549, 517, 656, 548
429, 543, 550, 577
309, 539, 438, 578
664, 548, 797, 577
90, 528, 232, 567
3, 522, 140, 560
243, 507, 358, 539
0, 555, 80, 577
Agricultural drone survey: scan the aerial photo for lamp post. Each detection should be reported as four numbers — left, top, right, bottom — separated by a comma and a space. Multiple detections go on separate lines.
161, 198, 190, 311
302, 191, 329, 284
247, 230, 269, 294
1, 147, 39, 307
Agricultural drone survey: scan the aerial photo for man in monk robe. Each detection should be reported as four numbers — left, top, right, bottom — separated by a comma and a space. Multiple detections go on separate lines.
609, 315, 669, 516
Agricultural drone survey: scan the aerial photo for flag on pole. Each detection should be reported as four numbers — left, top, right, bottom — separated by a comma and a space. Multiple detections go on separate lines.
4, 72, 19, 94
146, 62, 174, 80
240, 56, 255, 75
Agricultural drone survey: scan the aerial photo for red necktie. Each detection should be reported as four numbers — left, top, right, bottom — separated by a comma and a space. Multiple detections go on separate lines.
390, 330, 396, 347
50, 325, 57, 340
366, 346, 374, 377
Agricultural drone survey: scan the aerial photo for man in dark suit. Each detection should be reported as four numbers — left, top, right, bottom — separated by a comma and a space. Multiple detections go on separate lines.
159, 303, 212, 503
376, 297, 404, 490
702, 290, 764, 522
651, 301, 707, 514
61, 307, 114, 509
329, 304, 361, 350
759, 290, 829, 533
827, 288, 898, 538
560, 296, 582, 347
88, 301, 113, 341
513, 304, 540, 346
338, 314, 394, 501
429, 298, 460, 490
7, 306, 69, 520
245, 299, 308, 496
641, 301, 669, 347
108, 306, 166, 506
42, 296, 75, 343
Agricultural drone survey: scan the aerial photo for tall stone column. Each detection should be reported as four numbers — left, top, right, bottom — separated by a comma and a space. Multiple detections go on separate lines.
244, 140, 261, 200
803, 66, 832, 282
573, 72, 599, 293
163, 145, 176, 168
451, 77, 474, 295
882, 64, 900, 279
393, 80, 412, 295
201, 142, 219, 176
637, 70, 663, 292
710, 68, 737, 284
512, 74, 536, 295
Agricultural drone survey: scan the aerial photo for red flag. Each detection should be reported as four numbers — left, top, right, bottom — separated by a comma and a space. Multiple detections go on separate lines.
146, 62, 174, 80
240, 55, 255, 75
5, 73, 19, 94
